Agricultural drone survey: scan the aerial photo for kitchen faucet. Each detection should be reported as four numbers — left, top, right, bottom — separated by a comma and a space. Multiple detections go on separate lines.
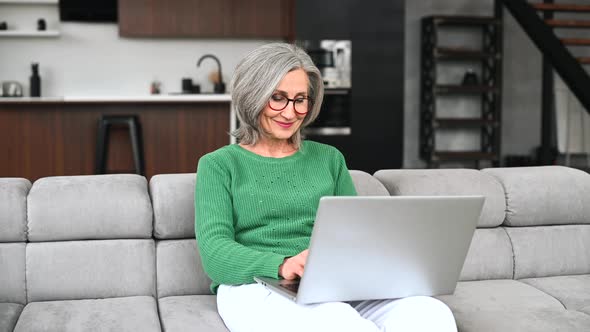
197, 54, 225, 94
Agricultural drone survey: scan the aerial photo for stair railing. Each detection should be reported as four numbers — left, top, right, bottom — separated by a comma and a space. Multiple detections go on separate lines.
499, 0, 590, 112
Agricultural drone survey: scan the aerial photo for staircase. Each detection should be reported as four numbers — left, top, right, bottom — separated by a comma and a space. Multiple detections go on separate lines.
499, 0, 590, 166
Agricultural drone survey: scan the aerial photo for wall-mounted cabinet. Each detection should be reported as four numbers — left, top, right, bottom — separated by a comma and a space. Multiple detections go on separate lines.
118, 0, 294, 39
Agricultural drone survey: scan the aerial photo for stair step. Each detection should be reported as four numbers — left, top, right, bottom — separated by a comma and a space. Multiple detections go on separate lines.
578, 57, 590, 64
435, 84, 499, 94
434, 118, 499, 128
425, 15, 501, 26
545, 19, 590, 28
561, 38, 590, 46
531, 3, 590, 13
434, 47, 500, 60
433, 151, 498, 161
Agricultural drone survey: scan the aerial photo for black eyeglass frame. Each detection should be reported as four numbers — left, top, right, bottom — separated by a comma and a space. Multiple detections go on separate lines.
267, 95, 313, 115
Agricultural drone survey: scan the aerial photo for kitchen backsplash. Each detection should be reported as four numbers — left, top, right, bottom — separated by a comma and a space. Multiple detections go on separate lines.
0, 23, 278, 97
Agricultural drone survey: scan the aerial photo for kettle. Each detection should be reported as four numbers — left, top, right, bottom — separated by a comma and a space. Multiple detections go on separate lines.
1, 81, 24, 97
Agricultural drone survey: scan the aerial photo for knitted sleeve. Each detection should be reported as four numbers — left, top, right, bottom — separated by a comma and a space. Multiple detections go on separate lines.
195, 155, 287, 290
333, 150, 358, 196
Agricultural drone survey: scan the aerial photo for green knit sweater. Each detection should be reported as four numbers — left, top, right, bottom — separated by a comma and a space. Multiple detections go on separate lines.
194, 140, 357, 293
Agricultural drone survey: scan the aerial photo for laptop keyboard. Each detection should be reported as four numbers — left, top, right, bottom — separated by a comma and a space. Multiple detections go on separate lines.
279, 280, 300, 293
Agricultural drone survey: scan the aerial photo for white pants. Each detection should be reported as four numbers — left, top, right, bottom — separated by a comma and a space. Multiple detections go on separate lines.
217, 284, 457, 332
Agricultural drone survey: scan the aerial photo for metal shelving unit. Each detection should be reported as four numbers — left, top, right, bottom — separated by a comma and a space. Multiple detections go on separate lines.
420, 15, 503, 168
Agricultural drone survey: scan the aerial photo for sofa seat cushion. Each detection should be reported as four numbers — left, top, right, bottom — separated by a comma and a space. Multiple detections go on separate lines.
13, 296, 161, 332
447, 308, 590, 332
437, 280, 565, 312
0, 303, 23, 332
436, 280, 579, 331
521, 275, 590, 311
159, 295, 227, 332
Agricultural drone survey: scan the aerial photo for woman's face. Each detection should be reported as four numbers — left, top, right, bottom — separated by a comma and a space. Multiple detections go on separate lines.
259, 68, 310, 143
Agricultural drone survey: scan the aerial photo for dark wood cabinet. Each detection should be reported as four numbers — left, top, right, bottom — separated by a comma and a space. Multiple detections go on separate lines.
119, 0, 294, 39
0, 102, 230, 181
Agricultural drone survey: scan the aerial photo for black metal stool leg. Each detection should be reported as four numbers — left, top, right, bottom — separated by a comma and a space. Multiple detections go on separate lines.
128, 117, 145, 176
95, 119, 110, 174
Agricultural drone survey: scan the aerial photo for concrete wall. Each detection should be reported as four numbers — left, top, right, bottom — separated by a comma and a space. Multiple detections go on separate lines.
404, 0, 542, 168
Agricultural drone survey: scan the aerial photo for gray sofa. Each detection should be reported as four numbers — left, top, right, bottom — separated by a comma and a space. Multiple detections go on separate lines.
1, 166, 589, 331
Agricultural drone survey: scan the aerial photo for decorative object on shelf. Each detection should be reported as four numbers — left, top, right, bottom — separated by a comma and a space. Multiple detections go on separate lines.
197, 54, 225, 94
150, 80, 161, 95
30, 63, 41, 97
181, 78, 200, 94
0, 21, 7, 30
461, 68, 479, 86
1, 81, 23, 97
37, 18, 46, 31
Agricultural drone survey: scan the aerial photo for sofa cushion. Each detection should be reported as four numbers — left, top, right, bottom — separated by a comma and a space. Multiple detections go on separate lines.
521, 275, 590, 310
0, 303, 23, 332
158, 295, 227, 332
13, 296, 161, 332
150, 174, 196, 240
0, 178, 30, 242
156, 239, 211, 298
437, 280, 565, 313
0, 243, 26, 304
459, 228, 514, 281
484, 166, 590, 227
349, 170, 389, 196
27, 174, 153, 241
373, 169, 506, 227
449, 308, 590, 332
435, 280, 590, 331
506, 225, 590, 279
26, 240, 156, 302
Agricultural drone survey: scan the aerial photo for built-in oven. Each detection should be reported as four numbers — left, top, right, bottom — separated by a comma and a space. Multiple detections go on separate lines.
305, 88, 351, 136
302, 39, 352, 137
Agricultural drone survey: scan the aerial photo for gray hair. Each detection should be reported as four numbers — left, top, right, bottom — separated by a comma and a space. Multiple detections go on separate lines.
230, 43, 324, 148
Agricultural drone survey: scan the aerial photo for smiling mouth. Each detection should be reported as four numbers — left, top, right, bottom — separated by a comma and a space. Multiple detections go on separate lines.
274, 120, 295, 128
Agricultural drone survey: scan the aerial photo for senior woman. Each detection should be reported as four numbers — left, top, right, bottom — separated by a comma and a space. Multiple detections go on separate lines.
195, 43, 456, 332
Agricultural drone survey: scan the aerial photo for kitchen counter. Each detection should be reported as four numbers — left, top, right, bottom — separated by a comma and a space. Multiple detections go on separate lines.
0, 96, 233, 181
0, 94, 232, 103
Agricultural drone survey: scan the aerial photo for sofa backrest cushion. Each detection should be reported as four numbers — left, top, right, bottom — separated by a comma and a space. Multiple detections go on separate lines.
150, 174, 195, 240
27, 175, 153, 241
0, 178, 31, 242
373, 169, 506, 228
156, 239, 211, 298
349, 170, 390, 196
0, 243, 26, 304
26, 239, 156, 302
149, 171, 387, 241
484, 166, 590, 226
506, 225, 590, 279
458, 228, 514, 281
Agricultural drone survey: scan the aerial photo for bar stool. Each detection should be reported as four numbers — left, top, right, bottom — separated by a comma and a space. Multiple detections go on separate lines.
95, 115, 145, 176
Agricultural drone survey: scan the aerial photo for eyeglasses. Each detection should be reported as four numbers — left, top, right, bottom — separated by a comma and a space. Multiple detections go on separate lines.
268, 94, 312, 115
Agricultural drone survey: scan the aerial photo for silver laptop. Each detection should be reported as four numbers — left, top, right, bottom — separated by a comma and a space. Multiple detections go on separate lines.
255, 195, 484, 305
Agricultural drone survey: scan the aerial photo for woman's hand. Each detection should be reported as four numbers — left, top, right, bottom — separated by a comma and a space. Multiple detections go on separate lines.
278, 249, 309, 280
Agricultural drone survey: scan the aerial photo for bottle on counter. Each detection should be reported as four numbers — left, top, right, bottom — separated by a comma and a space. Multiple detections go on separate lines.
30, 63, 41, 97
